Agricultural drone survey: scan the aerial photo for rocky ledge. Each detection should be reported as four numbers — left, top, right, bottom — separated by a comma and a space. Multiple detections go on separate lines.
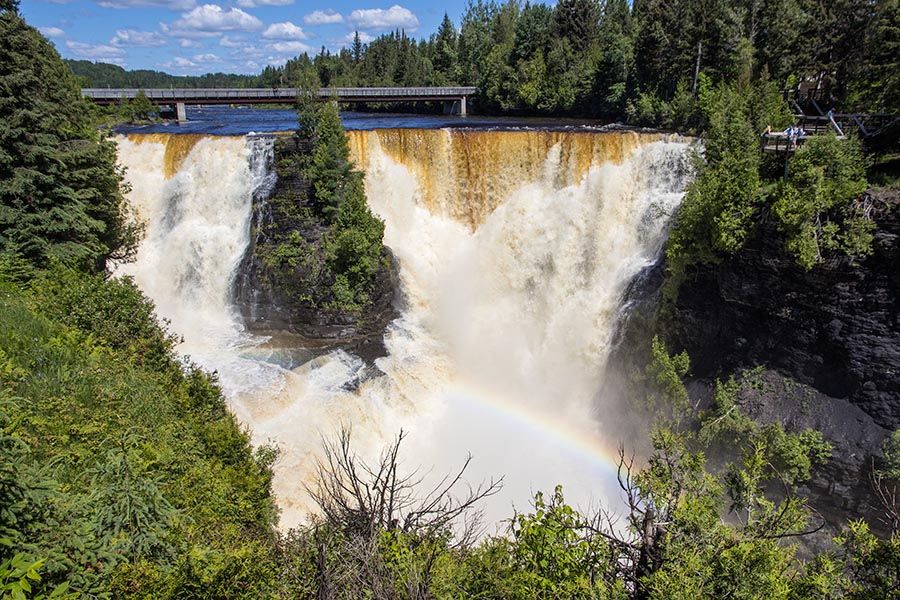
607, 187, 899, 537
234, 134, 400, 363
671, 188, 899, 534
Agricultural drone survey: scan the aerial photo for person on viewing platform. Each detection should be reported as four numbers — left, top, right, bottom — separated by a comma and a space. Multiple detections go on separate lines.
784, 124, 803, 149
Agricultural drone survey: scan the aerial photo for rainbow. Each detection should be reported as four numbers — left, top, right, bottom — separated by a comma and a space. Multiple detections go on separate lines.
438, 378, 633, 499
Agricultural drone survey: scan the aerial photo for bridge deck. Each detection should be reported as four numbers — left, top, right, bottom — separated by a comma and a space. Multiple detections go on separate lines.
82, 87, 478, 105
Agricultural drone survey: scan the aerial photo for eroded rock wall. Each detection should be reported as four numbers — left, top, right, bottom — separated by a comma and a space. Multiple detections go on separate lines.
234, 134, 399, 362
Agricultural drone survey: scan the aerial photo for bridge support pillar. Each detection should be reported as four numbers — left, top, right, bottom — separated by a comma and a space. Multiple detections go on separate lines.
442, 98, 467, 116
175, 102, 187, 123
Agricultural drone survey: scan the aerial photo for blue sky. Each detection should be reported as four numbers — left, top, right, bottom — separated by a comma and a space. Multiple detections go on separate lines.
21, 0, 463, 75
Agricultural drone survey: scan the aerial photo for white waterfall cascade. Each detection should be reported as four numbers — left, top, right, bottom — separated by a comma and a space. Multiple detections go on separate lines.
115, 131, 693, 530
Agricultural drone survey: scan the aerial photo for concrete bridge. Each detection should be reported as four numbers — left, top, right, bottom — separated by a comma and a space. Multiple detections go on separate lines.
82, 87, 478, 120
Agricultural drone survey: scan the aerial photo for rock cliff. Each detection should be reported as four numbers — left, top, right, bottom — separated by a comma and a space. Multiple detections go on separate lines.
668, 188, 900, 431
234, 134, 399, 362
608, 187, 900, 536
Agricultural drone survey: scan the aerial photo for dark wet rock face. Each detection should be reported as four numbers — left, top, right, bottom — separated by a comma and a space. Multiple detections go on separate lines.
668, 189, 900, 432
606, 188, 900, 538
666, 189, 900, 535
234, 135, 399, 363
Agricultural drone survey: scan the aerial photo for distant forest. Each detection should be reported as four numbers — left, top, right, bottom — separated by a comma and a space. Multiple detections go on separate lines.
67, 0, 900, 119
67, 60, 257, 89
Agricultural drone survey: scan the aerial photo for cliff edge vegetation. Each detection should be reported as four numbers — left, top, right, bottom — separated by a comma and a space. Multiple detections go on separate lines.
235, 98, 397, 360
1, 6, 279, 597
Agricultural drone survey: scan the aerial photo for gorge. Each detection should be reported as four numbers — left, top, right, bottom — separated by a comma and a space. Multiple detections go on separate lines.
114, 127, 694, 528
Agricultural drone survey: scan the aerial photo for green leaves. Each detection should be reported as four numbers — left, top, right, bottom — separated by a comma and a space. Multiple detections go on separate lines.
773, 135, 871, 269
665, 78, 768, 283
0, 13, 138, 273
0, 554, 74, 600
0, 273, 279, 598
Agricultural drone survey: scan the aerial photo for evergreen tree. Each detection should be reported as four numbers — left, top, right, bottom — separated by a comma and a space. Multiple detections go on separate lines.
351, 31, 363, 66
0, 11, 138, 272
852, 0, 900, 112
432, 13, 459, 84
595, 0, 634, 114
552, 0, 602, 47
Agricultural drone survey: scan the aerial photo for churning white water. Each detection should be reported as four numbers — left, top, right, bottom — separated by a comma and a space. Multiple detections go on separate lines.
115, 130, 693, 529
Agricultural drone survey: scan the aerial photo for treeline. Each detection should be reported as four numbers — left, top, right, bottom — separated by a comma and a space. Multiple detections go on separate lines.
66, 59, 256, 89
253, 0, 900, 118
65, 1, 899, 119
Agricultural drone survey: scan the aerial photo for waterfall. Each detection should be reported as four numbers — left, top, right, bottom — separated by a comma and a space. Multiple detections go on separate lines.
116, 130, 693, 529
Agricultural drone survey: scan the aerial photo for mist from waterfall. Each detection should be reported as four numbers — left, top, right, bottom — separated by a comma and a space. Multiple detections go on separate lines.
115, 130, 693, 529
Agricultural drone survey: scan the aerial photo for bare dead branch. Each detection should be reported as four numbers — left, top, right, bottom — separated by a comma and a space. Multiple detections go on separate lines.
306, 427, 503, 546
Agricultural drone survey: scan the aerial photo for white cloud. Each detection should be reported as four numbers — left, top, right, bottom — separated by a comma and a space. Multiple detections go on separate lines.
219, 35, 244, 47
65, 40, 127, 63
267, 41, 312, 54
227, 44, 263, 58
303, 9, 343, 25
262, 21, 308, 40
160, 56, 199, 69
179, 38, 203, 48
99, 0, 196, 9
347, 5, 418, 31
192, 52, 222, 62
110, 28, 167, 47
162, 4, 263, 38
38, 26, 66, 38
235, 0, 293, 7
343, 31, 373, 44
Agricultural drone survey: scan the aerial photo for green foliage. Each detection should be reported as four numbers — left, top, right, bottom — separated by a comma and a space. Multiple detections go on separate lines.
0, 0, 19, 15
66, 60, 259, 89
324, 176, 386, 310
698, 370, 832, 489
30, 266, 178, 370
98, 90, 159, 126
256, 98, 387, 312
626, 92, 669, 127
0, 273, 278, 598
507, 486, 599, 595
773, 135, 872, 269
88, 431, 177, 563
303, 102, 355, 220
634, 336, 691, 424
632, 424, 807, 600
0, 12, 139, 272
834, 520, 900, 598
454, 486, 624, 600
665, 77, 764, 281
882, 430, 900, 482
0, 554, 75, 600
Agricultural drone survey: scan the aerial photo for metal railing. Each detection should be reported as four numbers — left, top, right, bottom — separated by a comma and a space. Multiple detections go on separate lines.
82, 87, 479, 102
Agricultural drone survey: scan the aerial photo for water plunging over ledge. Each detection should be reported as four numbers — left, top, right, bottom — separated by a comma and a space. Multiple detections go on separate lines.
114, 126, 694, 529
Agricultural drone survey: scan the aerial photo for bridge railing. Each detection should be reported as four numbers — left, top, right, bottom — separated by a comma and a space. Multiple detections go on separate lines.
82, 87, 479, 102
